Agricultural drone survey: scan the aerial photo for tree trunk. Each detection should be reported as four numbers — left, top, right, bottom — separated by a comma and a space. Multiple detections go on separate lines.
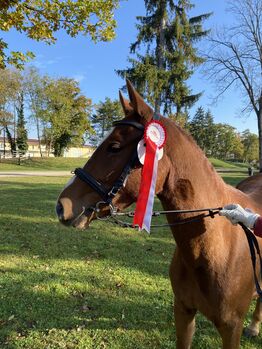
258, 107, 262, 172
154, 13, 166, 114
3, 127, 5, 158
36, 117, 43, 157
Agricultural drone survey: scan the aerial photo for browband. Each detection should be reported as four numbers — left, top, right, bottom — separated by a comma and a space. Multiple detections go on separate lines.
113, 120, 144, 131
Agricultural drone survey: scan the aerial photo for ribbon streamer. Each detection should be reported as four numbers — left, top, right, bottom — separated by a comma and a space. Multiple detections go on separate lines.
133, 138, 160, 233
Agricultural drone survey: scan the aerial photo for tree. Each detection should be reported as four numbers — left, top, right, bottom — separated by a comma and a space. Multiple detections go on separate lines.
90, 97, 123, 145
43, 78, 92, 157
189, 106, 207, 150
117, 0, 211, 116
205, 0, 262, 171
0, 69, 21, 125
24, 67, 49, 157
189, 107, 215, 154
168, 110, 190, 129
5, 125, 16, 156
16, 92, 28, 155
0, 0, 119, 69
241, 129, 259, 163
0, 69, 21, 156
212, 124, 243, 160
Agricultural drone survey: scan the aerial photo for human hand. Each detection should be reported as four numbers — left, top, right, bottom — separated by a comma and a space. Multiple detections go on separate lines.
219, 204, 260, 229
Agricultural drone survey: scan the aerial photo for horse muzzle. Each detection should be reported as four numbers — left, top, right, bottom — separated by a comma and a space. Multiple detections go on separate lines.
56, 200, 111, 229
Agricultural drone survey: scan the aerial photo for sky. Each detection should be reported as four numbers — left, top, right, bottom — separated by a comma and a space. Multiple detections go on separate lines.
3, 0, 259, 137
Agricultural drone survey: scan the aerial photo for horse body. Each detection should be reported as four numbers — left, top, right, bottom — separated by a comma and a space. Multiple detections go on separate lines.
154, 118, 262, 348
237, 173, 262, 206
57, 81, 262, 348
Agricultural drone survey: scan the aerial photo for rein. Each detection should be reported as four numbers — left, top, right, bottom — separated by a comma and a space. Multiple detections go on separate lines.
239, 223, 262, 301
107, 207, 222, 228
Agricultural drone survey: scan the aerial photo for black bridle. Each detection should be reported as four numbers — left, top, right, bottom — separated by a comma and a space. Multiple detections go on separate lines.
73, 119, 145, 208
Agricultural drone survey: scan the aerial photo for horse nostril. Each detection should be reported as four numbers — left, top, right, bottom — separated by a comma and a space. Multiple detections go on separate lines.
56, 201, 64, 220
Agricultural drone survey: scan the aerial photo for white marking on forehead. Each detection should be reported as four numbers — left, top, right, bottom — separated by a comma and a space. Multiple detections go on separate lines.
64, 175, 76, 189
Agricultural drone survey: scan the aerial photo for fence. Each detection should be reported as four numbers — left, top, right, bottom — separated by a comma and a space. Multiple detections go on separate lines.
0, 151, 30, 165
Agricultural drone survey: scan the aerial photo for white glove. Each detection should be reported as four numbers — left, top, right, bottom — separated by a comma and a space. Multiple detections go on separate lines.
219, 204, 260, 229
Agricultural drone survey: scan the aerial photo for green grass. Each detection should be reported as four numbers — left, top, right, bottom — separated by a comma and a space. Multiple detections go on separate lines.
0, 174, 260, 348
208, 158, 249, 169
0, 157, 88, 171
222, 173, 248, 186
0, 156, 250, 173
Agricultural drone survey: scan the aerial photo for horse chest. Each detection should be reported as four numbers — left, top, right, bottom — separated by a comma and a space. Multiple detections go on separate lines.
171, 250, 222, 312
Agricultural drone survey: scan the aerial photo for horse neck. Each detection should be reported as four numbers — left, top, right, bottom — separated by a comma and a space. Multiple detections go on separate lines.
156, 120, 260, 267
157, 121, 239, 264
159, 120, 228, 211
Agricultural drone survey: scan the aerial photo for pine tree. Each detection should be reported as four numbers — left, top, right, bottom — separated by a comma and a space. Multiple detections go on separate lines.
5, 126, 16, 156
90, 97, 123, 145
117, 0, 211, 116
204, 109, 216, 156
189, 107, 216, 155
189, 106, 206, 150
16, 93, 28, 155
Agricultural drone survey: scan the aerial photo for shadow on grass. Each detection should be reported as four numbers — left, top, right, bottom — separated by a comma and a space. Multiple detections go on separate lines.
0, 179, 261, 348
0, 178, 177, 346
0, 180, 174, 275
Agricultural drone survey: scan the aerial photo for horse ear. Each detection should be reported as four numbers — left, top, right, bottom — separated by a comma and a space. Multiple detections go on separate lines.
126, 79, 153, 122
119, 90, 133, 117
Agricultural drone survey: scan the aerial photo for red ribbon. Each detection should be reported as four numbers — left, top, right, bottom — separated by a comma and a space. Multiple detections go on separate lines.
133, 138, 158, 232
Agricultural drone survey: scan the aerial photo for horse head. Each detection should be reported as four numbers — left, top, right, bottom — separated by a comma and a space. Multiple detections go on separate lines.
56, 80, 170, 229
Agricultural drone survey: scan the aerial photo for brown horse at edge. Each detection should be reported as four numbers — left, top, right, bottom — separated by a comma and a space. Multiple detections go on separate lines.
57, 80, 262, 349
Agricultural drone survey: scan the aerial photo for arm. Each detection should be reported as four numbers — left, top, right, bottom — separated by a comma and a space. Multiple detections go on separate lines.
254, 217, 262, 238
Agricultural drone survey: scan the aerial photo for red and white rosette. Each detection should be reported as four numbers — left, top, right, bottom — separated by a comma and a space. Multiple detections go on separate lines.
133, 120, 166, 233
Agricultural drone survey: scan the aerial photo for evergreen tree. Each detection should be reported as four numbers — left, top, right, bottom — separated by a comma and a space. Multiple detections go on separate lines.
16, 93, 28, 155
90, 97, 123, 145
117, 0, 211, 116
189, 107, 216, 155
189, 106, 207, 151
204, 109, 216, 155
5, 126, 16, 156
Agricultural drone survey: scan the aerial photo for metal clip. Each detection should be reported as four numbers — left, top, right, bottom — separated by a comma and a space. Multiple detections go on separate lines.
107, 187, 119, 198
95, 201, 110, 220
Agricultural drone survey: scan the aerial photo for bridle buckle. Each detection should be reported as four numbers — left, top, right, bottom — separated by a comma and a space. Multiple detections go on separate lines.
95, 201, 117, 220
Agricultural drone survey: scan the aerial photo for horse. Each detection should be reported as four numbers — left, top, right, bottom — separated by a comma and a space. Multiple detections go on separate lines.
56, 80, 262, 349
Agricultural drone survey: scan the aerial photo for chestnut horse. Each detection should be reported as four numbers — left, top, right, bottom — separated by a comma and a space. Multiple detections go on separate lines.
56, 81, 262, 348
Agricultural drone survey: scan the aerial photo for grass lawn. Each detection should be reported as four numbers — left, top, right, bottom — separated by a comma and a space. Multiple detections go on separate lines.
0, 157, 87, 172
0, 174, 260, 348
208, 158, 249, 169
0, 156, 250, 173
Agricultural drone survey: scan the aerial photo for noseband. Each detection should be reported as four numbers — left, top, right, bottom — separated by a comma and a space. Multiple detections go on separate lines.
73, 119, 145, 216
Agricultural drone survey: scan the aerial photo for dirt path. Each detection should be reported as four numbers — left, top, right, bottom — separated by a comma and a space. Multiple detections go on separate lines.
0, 171, 71, 177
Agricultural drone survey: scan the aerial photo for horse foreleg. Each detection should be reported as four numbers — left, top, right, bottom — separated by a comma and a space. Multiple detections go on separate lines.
216, 318, 243, 349
244, 298, 262, 337
174, 300, 196, 349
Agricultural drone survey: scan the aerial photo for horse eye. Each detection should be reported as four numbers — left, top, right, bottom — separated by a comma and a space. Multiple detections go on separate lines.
107, 142, 122, 153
